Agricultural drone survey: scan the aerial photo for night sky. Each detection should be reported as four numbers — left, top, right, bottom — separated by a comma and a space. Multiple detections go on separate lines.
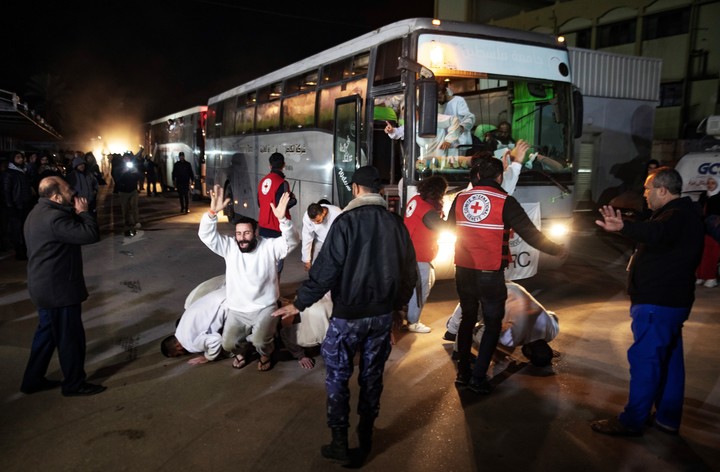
4, 1, 434, 146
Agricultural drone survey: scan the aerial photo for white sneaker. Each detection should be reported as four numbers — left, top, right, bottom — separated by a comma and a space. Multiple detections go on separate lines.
408, 322, 432, 333
703, 279, 718, 288
696, 279, 705, 285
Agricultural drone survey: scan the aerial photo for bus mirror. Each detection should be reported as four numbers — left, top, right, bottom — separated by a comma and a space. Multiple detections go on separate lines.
418, 79, 437, 137
573, 89, 583, 139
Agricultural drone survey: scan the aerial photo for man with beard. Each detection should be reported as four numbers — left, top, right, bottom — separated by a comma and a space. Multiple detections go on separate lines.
198, 184, 299, 371
20, 176, 105, 396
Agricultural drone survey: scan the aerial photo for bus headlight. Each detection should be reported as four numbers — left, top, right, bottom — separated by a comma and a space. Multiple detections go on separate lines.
547, 221, 570, 243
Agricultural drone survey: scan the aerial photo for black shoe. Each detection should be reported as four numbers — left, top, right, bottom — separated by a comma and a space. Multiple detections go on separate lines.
455, 370, 470, 386
20, 379, 62, 394
646, 413, 679, 435
123, 230, 132, 237
451, 351, 476, 362
443, 330, 457, 342
467, 376, 492, 395
62, 382, 107, 397
590, 417, 643, 437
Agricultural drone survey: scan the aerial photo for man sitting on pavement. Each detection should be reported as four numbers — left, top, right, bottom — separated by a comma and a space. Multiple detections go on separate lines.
198, 184, 299, 372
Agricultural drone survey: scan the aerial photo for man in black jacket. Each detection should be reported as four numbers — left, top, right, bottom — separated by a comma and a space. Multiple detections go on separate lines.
272, 166, 417, 464
591, 167, 704, 437
3, 150, 34, 259
20, 176, 106, 397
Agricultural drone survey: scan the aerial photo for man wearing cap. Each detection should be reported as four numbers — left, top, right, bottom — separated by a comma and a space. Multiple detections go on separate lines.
257, 152, 297, 274
272, 166, 417, 464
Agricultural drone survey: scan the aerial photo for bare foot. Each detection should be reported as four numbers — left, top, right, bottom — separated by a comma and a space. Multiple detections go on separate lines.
298, 357, 315, 370
232, 354, 248, 369
258, 355, 273, 372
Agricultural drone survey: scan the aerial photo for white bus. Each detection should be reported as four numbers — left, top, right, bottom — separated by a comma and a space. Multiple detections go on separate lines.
204, 18, 582, 278
145, 105, 207, 198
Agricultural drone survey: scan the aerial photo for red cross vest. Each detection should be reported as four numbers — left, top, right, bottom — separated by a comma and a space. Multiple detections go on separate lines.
453, 186, 509, 270
404, 195, 439, 263
257, 172, 289, 232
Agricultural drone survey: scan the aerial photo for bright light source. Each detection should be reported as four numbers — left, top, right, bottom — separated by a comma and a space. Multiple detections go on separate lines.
429, 41, 444, 68
548, 222, 569, 239
432, 19, 441, 26
434, 230, 456, 272
557, 35, 566, 43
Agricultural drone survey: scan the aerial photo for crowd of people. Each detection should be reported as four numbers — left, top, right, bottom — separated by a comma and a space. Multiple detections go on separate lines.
8, 140, 718, 464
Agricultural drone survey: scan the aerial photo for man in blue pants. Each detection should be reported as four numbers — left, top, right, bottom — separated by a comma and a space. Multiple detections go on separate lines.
592, 167, 704, 436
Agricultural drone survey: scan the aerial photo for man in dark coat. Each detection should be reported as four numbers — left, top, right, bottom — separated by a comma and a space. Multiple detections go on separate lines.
2, 150, 34, 259
172, 151, 194, 213
20, 176, 106, 396
272, 166, 417, 465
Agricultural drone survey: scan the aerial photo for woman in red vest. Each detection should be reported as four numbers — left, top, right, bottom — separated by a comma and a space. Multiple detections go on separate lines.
403, 176, 448, 333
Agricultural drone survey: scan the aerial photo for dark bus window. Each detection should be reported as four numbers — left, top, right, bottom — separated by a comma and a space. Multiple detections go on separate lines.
286, 70, 319, 95
222, 98, 236, 137
322, 57, 352, 85
235, 106, 255, 134
317, 78, 367, 131
256, 102, 280, 132
351, 53, 370, 78
374, 38, 403, 86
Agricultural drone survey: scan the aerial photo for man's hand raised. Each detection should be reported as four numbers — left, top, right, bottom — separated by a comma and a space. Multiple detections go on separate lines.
209, 184, 231, 215
271, 192, 291, 221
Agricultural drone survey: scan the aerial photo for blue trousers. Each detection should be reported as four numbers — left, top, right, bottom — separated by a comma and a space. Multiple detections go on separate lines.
21, 305, 88, 394
321, 313, 393, 429
619, 304, 690, 430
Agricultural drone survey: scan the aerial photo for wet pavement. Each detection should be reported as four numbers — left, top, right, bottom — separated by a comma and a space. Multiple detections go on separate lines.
1, 186, 719, 471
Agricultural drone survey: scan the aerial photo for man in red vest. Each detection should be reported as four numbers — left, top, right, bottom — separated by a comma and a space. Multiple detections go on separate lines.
257, 152, 296, 274
447, 155, 567, 394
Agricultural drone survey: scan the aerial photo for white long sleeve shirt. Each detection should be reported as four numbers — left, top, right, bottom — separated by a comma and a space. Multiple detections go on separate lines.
442, 95, 475, 147
301, 204, 342, 264
175, 286, 227, 360
198, 212, 299, 312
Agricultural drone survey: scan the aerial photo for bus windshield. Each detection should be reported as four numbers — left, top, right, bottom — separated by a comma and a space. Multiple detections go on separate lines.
406, 33, 574, 189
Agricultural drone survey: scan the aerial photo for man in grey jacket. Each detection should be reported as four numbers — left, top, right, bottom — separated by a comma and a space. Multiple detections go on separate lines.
20, 176, 106, 397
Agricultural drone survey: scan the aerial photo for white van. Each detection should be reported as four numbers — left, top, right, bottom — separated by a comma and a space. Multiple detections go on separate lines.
675, 116, 720, 201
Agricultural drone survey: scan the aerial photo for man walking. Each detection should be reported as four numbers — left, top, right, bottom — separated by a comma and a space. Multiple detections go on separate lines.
591, 167, 704, 436
20, 176, 106, 396
273, 166, 417, 464
172, 152, 194, 213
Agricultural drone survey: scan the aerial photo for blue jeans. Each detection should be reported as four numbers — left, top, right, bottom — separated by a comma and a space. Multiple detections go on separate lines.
619, 304, 690, 430
321, 313, 393, 429
406, 262, 434, 324
21, 305, 88, 393
455, 267, 506, 380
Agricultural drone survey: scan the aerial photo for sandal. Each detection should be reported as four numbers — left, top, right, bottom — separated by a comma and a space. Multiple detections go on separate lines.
590, 417, 643, 437
232, 354, 248, 369
258, 355, 273, 372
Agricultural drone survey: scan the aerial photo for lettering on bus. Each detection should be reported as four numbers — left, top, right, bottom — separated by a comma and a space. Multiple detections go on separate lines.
509, 251, 532, 268
337, 167, 351, 191
284, 144, 306, 154
260, 145, 280, 154
699, 162, 720, 175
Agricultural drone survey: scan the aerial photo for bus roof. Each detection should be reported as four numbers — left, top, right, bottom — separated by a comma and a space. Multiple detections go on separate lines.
148, 105, 208, 126
208, 17, 565, 105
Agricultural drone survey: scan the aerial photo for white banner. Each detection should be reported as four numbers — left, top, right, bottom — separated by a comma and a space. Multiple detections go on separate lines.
504, 202, 541, 281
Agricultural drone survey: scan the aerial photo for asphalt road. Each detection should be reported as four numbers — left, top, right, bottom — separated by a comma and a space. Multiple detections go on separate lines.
0, 187, 718, 471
